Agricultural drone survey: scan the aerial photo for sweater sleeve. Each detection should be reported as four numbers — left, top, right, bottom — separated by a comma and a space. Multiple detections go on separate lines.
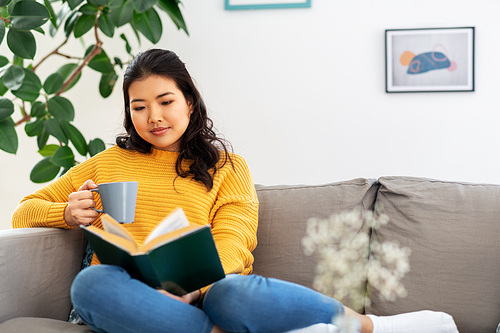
11, 171, 78, 229
209, 155, 259, 276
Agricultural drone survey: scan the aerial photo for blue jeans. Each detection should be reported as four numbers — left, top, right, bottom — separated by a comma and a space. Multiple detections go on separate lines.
71, 265, 344, 333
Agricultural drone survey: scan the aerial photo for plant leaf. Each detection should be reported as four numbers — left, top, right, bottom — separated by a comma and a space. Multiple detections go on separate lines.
30, 101, 46, 117
120, 33, 133, 55
25, 118, 45, 137
44, 0, 57, 28
43, 72, 64, 95
0, 117, 18, 154
11, 1, 50, 31
56, 63, 82, 92
3, 65, 25, 90
13, 55, 24, 67
0, 78, 8, 96
47, 95, 75, 121
133, 7, 162, 44
30, 156, 60, 183
61, 120, 88, 156
128, 20, 141, 45
133, 0, 157, 13
98, 13, 115, 37
11, 68, 42, 102
7, 29, 36, 59
50, 145, 74, 169
0, 56, 8, 68
24, 68, 42, 89
38, 143, 59, 157
79, 4, 98, 15
114, 57, 123, 68
86, 46, 114, 73
0, 23, 5, 45
74, 14, 95, 38
0, 98, 15, 120
110, 0, 134, 27
45, 118, 68, 144
88, 138, 105, 156
88, 0, 111, 6
64, 10, 79, 38
33, 27, 45, 35
99, 71, 118, 98
6, 0, 20, 15
156, 0, 188, 35
49, 3, 70, 37
67, 0, 84, 10
37, 127, 49, 150
0, 0, 11, 7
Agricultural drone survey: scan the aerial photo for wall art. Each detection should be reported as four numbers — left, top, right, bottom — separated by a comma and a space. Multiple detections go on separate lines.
225, 0, 311, 10
385, 27, 475, 93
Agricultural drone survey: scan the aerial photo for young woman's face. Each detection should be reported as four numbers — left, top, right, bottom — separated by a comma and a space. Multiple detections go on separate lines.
129, 75, 192, 152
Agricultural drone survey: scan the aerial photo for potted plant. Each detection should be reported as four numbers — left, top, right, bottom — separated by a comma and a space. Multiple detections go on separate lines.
0, 0, 188, 183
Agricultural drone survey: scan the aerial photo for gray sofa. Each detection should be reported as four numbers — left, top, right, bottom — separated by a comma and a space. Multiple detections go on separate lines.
1, 176, 499, 332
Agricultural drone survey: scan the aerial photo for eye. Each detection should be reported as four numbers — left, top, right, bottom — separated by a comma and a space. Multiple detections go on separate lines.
132, 106, 145, 111
161, 100, 173, 106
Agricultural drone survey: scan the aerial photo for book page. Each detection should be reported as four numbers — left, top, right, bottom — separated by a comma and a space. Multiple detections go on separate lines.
101, 214, 136, 245
143, 208, 190, 245
140, 224, 207, 254
83, 225, 139, 253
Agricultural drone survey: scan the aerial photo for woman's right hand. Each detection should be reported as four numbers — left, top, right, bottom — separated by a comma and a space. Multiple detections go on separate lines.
65, 179, 99, 227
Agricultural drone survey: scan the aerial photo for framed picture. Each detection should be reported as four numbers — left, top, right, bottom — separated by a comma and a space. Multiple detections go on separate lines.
385, 27, 475, 93
225, 0, 311, 10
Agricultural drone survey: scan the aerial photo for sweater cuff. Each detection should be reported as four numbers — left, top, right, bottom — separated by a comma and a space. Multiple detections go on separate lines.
46, 202, 72, 229
200, 285, 211, 298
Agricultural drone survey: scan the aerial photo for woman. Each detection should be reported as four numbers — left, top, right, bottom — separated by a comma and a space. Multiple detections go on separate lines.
12, 49, 457, 333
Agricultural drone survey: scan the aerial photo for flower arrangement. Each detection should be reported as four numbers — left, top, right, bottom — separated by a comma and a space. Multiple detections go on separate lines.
302, 205, 411, 313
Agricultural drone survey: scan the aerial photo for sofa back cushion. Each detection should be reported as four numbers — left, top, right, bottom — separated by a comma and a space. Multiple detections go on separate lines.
367, 176, 500, 333
0, 228, 86, 323
253, 178, 378, 308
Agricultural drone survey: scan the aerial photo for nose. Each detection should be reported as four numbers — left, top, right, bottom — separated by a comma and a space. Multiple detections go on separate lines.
148, 105, 163, 124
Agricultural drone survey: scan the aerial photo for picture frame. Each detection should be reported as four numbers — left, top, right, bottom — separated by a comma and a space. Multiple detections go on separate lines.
385, 27, 475, 93
225, 0, 311, 10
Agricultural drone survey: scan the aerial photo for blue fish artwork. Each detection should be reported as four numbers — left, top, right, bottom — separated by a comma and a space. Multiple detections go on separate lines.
400, 49, 457, 74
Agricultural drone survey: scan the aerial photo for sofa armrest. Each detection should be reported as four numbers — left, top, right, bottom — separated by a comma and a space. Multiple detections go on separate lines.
0, 228, 87, 323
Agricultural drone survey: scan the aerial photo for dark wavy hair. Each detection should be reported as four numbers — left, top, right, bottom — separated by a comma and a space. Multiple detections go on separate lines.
116, 49, 231, 191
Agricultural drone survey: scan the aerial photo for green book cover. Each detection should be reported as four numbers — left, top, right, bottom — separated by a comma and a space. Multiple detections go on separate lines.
81, 210, 225, 296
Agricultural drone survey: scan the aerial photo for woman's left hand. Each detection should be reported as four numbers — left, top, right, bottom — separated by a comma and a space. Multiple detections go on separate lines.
156, 289, 201, 305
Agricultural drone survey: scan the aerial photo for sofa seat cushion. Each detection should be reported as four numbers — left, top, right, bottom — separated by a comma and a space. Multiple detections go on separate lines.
0, 318, 94, 332
368, 176, 500, 333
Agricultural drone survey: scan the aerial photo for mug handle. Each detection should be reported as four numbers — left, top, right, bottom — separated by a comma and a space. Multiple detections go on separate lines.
90, 188, 104, 214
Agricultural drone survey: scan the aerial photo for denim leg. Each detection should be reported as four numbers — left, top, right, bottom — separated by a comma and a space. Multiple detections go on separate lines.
202, 274, 344, 333
71, 265, 214, 333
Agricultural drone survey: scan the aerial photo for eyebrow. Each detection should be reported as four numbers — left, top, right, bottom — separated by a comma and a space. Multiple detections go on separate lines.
130, 92, 174, 103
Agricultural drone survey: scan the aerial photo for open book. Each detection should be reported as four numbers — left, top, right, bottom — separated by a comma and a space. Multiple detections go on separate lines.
81, 208, 225, 295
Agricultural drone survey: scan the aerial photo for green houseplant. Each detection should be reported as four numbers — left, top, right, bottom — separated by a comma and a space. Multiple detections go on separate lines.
0, 0, 188, 183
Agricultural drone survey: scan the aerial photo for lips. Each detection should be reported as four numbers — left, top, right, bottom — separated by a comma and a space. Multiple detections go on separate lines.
150, 127, 169, 135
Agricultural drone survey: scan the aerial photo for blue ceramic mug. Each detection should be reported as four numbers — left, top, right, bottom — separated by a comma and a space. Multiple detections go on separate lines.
91, 181, 138, 223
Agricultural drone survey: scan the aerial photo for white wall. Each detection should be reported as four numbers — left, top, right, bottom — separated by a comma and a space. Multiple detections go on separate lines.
2, 0, 499, 229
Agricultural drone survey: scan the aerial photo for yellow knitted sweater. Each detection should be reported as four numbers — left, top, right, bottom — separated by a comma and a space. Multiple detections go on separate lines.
11, 145, 259, 276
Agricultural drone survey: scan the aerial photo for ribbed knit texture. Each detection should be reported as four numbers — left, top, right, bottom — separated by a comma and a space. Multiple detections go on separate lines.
12, 145, 259, 277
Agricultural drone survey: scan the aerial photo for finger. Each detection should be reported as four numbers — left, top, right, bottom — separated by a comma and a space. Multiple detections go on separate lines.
73, 210, 100, 226
156, 289, 186, 303
79, 179, 98, 191
69, 191, 95, 203
156, 289, 170, 296
72, 198, 97, 210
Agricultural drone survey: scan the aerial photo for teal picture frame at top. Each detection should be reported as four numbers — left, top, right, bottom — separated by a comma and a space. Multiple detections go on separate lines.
225, 0, 311, 10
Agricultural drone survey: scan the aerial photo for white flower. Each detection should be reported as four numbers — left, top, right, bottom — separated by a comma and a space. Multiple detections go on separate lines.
302, 206, 411, 312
